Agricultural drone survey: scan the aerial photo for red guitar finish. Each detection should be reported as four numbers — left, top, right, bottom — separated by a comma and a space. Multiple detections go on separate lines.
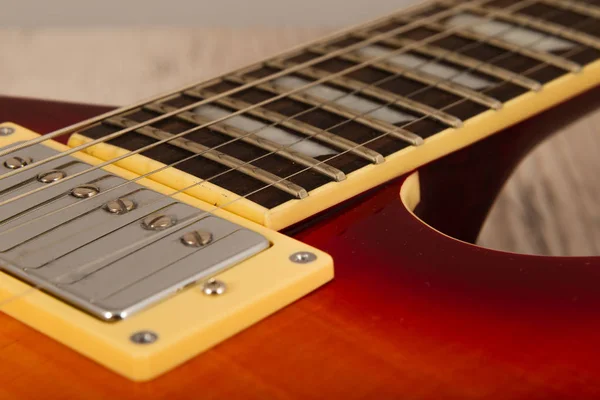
0, 91, 599, 399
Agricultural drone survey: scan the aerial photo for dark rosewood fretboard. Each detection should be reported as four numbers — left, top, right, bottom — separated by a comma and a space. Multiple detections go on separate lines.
75, 0, 600, 213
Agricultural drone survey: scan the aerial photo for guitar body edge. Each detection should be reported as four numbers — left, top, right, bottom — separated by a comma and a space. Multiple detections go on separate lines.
0, 92, 599, 399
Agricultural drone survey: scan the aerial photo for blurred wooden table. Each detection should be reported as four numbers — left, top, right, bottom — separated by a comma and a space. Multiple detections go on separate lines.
1, 28, 598, 256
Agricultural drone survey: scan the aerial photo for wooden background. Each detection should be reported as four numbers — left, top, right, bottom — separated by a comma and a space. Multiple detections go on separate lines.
1, 28, 598, 256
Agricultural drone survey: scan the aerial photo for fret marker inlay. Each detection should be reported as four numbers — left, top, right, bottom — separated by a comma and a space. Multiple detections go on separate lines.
355, 45, 494, 90
446, 13, 576, 53
192, 105, 338, 158
273, 76, 416, 124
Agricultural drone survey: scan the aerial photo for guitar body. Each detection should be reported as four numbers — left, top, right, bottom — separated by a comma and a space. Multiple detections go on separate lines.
0, 87, 598, 399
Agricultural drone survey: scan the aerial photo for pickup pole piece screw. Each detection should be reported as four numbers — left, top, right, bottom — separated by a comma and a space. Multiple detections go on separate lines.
142, 214, 176, 231
4, 156, 32, 169
71, 184, 100, 198
105, 198, 136, 214
181, 230, 213, 247
37, 170, 66, 183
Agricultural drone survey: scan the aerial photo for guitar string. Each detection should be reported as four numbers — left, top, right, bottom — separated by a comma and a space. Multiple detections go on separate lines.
0, 0, 535, 191
0, 0, 557, 211
0, 2, 591, 311
0, 0, 479, 170
0, 0, 437, 159
0, 0, 588, 242
52, 34, 599, 308
0, 19, 592, 307
0, 0, 565, 233
0, 0, 587, 245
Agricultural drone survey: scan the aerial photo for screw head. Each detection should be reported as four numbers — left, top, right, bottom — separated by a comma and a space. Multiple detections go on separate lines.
70, 184, 99, 198
201, 279, 227, 296
181, 230, 213, 247
4, 156, 32, 169
289, 251, 317, 264
37, 170, 66, 183
105, 198, 136, 214
142, 214, 176, 231
0, 127, 15, 136
130, 331, 158, 344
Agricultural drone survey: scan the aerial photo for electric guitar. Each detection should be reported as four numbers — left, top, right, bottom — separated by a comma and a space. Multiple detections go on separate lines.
1, 0, 599, 398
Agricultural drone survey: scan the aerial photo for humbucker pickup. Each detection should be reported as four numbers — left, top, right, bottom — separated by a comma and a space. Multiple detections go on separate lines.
0, 123, 333, 381
0, 142, 270, 320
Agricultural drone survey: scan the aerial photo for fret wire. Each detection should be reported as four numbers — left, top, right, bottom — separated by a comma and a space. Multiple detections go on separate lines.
50, 29, 596, 289
0, 0, 547, 187
0, 0, 557, 194
351, 32, 542, 91
0, 29, 590, 310
463, 2, 600, 51
0, 13, 462, 191
143, 102, 347, 182
0, 0, 585, 215
309, 44, 504, 110
184, 87, 385, 164
267, 59, 464, 127
403, 18, 582, 73
0, 0, 435, 160
539, 0, 600, 20
103, 116, 309, 199
0, 0, 593, 268
0, 0, 573, 210
222, 75, 424, 146
0, 0, 475, 169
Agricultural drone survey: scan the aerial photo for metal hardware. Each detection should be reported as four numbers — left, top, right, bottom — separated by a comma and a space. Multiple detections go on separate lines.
145, 101, 347, 182
37, 170, 66, 183
201, 279, 227, 296
0, 127, 15, 136
187, 85, 385, 164
70, 184, 100, 198
4, 156, 32, 169
105, 116, 309, 200
408, 19, 582, 73
105, 198, 136, 214
476, 2, 600, 51
351, 33, 542, 92
289, 251, 317, 264
269, 59, 464, 127
211, 80, 424, 146
312, 45, 503, 110
142, 214, 176, 231
539, 0, 600, 20
181, 230, 213, 247
0, 143, 269, 321
130, 331, 158, 344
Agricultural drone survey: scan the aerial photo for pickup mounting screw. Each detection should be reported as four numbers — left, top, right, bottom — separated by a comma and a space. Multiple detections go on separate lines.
105, 198, 136, 214
37, 170, 66, 183
142, 214, 176, 231
71, 184, 100, 198
289, 251, 317, 264
0, 127, 15, 136
201, 279, 227, 296
130, 331, 158, 344
4, 156, 32, 169
181, 230, 212, 247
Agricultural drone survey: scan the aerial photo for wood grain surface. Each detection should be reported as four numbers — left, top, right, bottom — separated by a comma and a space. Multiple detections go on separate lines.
0, 28, 598, 256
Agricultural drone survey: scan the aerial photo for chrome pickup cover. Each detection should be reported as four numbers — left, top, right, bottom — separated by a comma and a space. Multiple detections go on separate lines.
0, 143, 269, 320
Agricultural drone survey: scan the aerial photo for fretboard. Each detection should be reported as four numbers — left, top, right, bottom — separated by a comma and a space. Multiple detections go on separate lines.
69, 0, 600, 230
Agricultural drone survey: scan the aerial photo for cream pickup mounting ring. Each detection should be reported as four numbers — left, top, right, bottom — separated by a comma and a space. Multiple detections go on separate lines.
0, 126, 333, 381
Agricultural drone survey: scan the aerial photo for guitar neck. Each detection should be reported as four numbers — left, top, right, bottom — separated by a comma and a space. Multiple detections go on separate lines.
63, 0, 600, 230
